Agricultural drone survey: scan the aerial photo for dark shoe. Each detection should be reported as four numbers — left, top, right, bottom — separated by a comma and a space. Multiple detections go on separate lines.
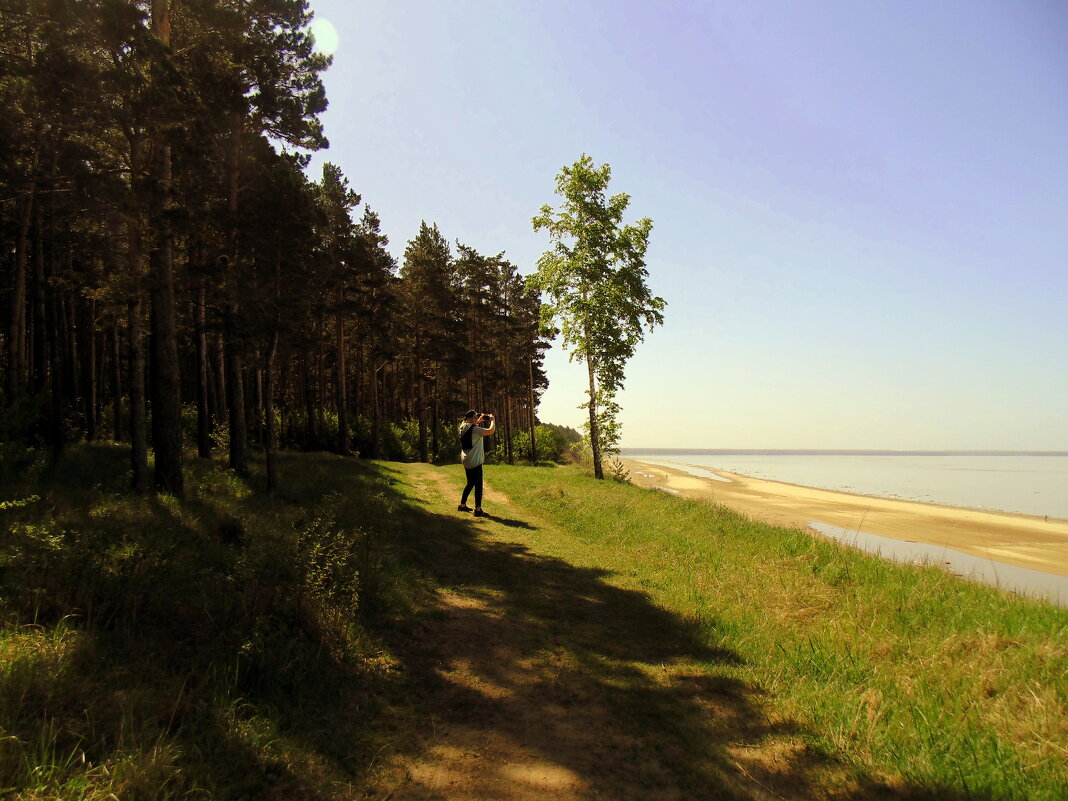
457, 504, 472, 512
473, 508, 486, 518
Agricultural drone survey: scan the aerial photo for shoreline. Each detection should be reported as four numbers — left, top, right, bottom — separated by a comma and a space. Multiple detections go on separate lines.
622, 458, 1068, 581
633, 457, 1065, 518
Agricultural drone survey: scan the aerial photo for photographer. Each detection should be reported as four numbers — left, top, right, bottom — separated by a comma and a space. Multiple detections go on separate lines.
458, 410, 496, 517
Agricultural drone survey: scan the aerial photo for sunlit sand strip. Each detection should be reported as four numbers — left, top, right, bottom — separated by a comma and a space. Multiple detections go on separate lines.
622, 459, 1068, 588
638, 460, 734, 482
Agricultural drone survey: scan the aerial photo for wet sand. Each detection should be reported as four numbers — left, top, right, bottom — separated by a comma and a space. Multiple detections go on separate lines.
623, 459, 1068, 580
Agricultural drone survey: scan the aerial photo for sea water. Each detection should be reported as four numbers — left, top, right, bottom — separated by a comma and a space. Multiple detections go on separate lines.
621, 450, 1068, 520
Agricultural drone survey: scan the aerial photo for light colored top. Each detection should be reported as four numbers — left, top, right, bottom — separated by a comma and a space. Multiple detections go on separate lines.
460, 423, 491, 469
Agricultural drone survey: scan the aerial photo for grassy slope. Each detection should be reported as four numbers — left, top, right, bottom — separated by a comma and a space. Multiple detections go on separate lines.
1, 448, 1065, 799
486, 464, 1068, 799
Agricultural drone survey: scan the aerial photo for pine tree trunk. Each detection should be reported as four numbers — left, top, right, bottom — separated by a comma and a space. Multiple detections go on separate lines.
370, 361, 381, 459
265, 332, 278, 492
84, 297, 97, 441
302, 356, 315, 447
278, 360, 290, 447
95, 322, 104, 433
353, 337, 362, 421
129, 294, 149, 492
55, 294, 68, 405
44, 240, 63, 459
402, 363, 411, 423
316, 340, 325, 441
225, 306, 248, 476
224, 105, 246, 473
64, 291, 77, 403
148, 0, 183, 497
31, 208, 47, 393
473, 327, 484, 413
416, 362, 428, 463
6, 185, 35, 403
194, 278, 212, 457
213, 334, 226, 426
149, 263, 183, 494
503, 385, 513, 464
256, 366, 264, 446
111, 326, 123, 441
335, 288, 348, 454
206, 351, 218, 429
431, 392, 439, 462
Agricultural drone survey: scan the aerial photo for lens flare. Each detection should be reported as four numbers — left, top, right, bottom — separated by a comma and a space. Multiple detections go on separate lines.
309, 17, 339, 56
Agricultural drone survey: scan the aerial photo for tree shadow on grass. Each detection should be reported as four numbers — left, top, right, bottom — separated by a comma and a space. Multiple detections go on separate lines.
0, 449, 1017, 800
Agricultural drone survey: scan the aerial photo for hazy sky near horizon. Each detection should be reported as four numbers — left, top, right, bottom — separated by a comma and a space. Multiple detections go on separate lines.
303, 0, 1068, 450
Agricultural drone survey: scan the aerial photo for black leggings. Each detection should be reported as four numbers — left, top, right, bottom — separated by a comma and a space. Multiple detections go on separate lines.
461, 465, 483, 507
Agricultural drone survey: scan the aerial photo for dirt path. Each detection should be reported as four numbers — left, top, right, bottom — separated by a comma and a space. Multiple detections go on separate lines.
364, 464, 873, 801
374, 466, 606, 799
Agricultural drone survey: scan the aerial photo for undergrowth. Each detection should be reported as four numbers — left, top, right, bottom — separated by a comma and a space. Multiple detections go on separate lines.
0, 444, 429, 800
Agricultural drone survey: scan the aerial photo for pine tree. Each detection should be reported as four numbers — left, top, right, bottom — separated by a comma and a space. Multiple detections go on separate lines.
0, 2, 553, 484
401, 222, 458, 462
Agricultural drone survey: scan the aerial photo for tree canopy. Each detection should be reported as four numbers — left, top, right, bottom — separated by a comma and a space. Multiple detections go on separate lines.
0, 0, 551, 494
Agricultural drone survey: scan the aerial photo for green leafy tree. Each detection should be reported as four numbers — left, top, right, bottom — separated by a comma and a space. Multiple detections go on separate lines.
530, 154, 665, 479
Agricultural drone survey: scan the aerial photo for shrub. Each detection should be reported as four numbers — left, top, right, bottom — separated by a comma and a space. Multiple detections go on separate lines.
379, 420, 418, 461
0, 392, 48, 447
510, 424, 578, 464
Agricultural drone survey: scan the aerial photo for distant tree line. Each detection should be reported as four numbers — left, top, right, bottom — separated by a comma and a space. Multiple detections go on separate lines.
0, 0, 550, 496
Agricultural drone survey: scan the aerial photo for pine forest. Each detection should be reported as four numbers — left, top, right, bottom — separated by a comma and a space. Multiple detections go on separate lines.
0, 0, 553, 497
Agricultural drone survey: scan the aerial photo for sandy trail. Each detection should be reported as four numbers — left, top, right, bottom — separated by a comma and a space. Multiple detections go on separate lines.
623, 459, 1068, 578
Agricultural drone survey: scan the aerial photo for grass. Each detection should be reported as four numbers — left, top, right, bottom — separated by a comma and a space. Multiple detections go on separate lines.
486, 464, 1068, 800
0, 443, 434, 799
0, 446, 1065, 799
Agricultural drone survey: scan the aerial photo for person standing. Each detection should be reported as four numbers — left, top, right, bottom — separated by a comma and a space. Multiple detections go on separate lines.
458, 410, 495, 517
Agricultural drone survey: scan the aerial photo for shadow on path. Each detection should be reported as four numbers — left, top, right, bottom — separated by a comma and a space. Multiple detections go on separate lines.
470, 511, 537, 530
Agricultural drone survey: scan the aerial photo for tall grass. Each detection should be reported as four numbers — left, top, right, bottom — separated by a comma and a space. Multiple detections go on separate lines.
0, 444, 428, 800
488, 464, 1068, 801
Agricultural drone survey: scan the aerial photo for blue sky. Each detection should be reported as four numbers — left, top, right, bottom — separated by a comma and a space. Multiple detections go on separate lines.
304, 0, 1068, 450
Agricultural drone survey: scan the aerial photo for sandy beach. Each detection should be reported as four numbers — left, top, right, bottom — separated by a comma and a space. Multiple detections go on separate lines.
623, 458, 1068, 579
